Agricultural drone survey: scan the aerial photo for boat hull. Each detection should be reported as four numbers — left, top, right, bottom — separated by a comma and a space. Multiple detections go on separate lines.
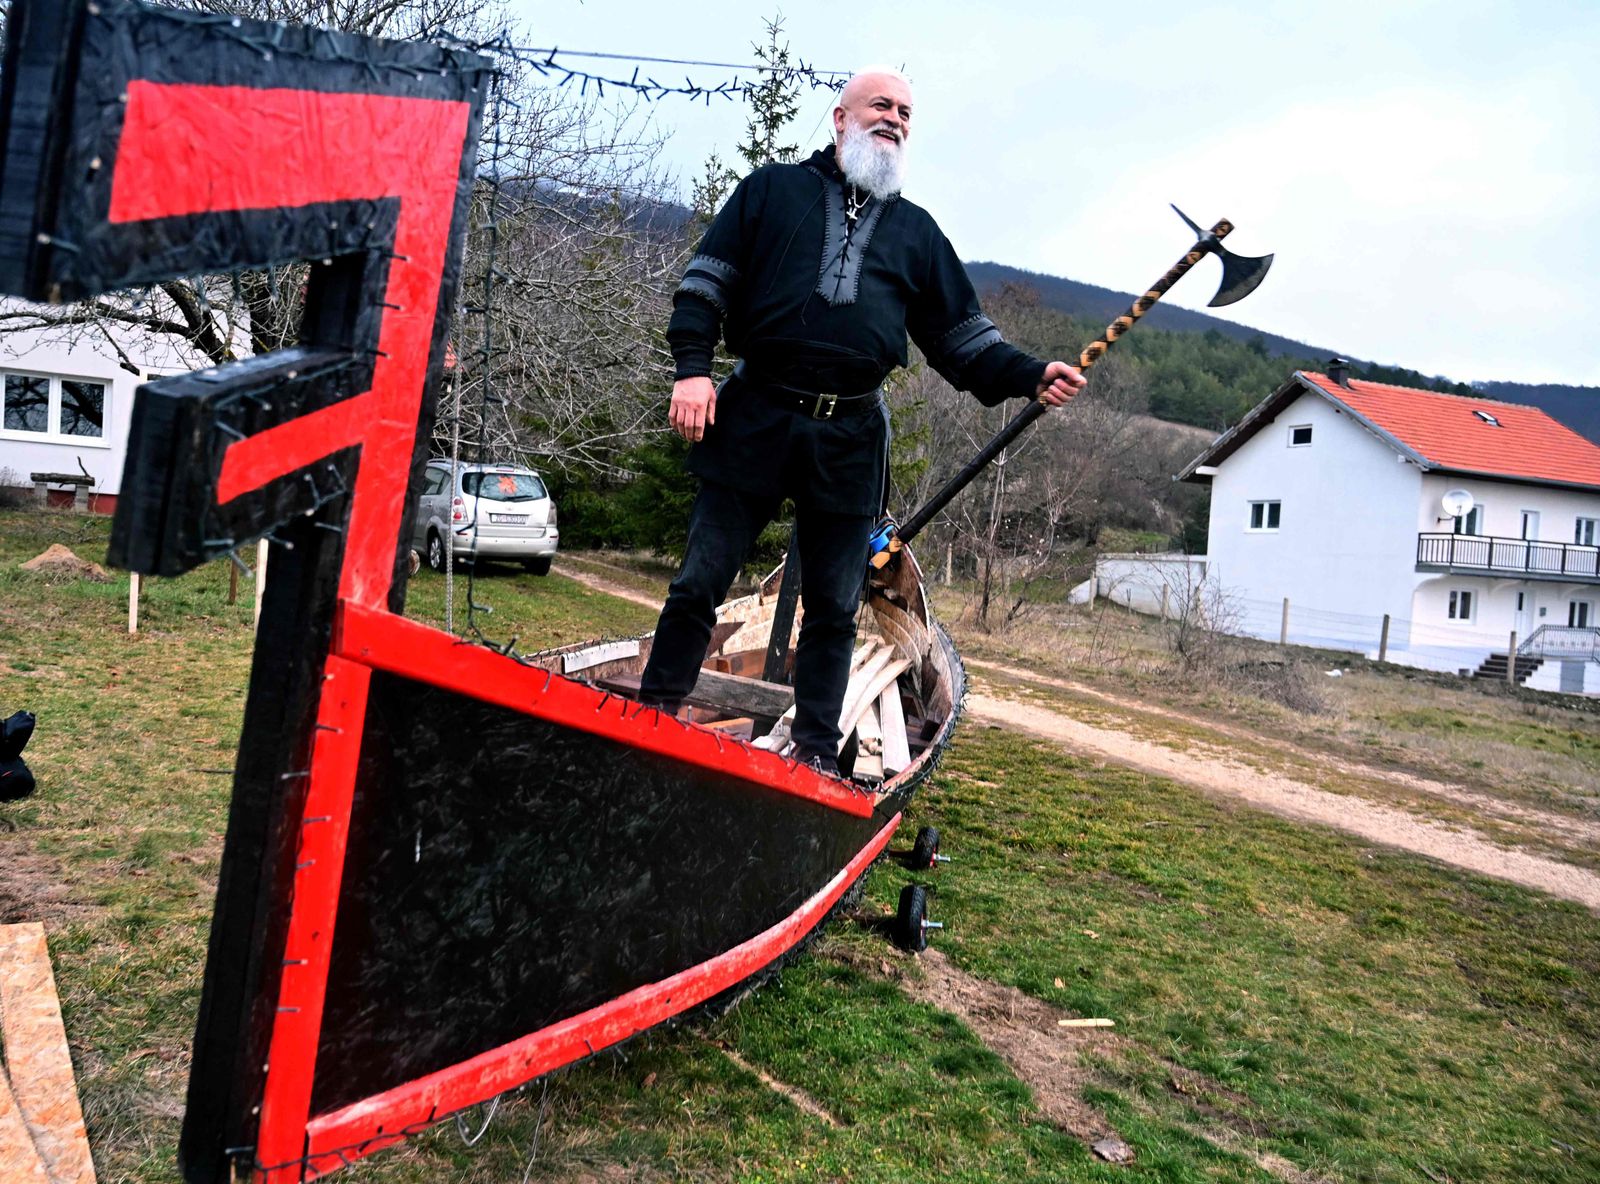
312, 666, 899, 1115
230, 584, 964, 1178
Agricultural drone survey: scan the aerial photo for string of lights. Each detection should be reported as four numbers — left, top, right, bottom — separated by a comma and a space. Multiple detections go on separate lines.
447, 35, 851, 103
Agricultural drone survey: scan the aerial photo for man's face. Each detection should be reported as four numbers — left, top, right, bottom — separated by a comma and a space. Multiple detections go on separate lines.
833, 73, 913, 154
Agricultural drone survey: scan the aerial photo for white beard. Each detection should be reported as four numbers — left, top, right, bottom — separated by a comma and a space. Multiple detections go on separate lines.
837, 121, 907, 200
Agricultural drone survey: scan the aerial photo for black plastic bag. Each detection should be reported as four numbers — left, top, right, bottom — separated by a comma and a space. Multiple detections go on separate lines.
1, 710, 35, 802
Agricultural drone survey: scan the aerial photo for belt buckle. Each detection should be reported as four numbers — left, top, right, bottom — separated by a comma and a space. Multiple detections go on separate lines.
812, 392, 837, 420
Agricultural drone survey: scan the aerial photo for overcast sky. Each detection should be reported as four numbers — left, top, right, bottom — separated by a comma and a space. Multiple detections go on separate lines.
505, 0, 1599, 388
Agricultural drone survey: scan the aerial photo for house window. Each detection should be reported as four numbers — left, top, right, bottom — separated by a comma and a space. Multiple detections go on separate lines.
1248, 500, 1281, 531
1576, 518, 1599, 547
1448, 589, 1474, 621
59, 380, 105, 438
0, 372, 107, 441
1572, 601, 1593, 629
1288, 424, 1313, 447
1473, 409, 1501, 427
2, 375, 48, 432
1453, 506, 1484, 536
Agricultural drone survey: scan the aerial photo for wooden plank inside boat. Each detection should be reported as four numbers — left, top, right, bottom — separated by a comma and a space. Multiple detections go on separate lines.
854, 701, 884, 781
878, 684, 911, 777
599, 668, 795, 720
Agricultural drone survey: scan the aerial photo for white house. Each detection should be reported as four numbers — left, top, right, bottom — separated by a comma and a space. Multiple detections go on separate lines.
0, 310, 200, 513
1178, 363, 1600, 695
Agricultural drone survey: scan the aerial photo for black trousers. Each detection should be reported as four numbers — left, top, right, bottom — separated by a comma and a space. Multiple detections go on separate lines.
638, 480, 874, 758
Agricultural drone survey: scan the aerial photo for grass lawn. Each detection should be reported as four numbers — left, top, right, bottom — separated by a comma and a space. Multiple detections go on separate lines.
2, 506, 1598, 1182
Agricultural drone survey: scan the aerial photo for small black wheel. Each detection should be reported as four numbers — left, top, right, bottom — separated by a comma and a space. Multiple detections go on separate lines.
523, 556, 552, 576
895, 884, 930, 953
910, 826, 941, 869
427, 530, 447, 572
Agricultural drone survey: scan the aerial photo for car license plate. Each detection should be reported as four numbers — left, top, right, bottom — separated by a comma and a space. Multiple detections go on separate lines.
489, 513, 526, 524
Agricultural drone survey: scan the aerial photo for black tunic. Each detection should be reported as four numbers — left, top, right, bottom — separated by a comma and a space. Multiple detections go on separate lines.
668, 144, 1046, 515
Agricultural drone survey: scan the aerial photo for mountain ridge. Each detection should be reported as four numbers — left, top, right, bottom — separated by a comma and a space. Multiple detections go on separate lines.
965, 259, 1599, 442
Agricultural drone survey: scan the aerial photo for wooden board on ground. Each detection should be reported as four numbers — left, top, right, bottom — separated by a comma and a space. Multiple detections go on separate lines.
0, 924, 96, 1184
0, 1069, 50, 1184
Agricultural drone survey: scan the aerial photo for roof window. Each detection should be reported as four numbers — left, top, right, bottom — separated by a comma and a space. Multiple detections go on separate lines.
1473, 409, 1500, 427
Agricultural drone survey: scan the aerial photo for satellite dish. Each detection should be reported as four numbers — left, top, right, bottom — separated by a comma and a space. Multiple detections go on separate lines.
1441, 489, 1475, 518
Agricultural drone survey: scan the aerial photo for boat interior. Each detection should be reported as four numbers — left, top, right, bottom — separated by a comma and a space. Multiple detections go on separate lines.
523, 550, 959, 786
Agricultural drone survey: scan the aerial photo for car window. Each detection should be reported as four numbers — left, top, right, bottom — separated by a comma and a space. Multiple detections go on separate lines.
462, 471, 546, 502
423, 469, 448, 496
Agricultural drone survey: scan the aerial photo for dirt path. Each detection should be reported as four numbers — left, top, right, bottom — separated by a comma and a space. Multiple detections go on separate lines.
966, 688, 1600, 911
965, 659, 1600, 847
552, 561, 662, 610
552, 563, 1600, 910
894, 947, 1120, 1145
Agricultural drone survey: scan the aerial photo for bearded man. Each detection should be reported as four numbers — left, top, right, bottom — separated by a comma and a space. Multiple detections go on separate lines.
638, 68, 1085, 775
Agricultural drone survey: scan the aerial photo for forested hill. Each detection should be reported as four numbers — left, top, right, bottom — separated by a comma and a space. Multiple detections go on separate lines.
965, 259, 1600, 436
965, 261, 1330, 359
1473, 382, 1600, 445
963, 262, 1476, 431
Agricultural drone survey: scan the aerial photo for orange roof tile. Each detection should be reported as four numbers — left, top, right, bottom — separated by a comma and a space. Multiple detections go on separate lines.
1300, 372, 1600, 490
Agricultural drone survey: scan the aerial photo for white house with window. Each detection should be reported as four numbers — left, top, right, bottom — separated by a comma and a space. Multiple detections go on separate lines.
1179, 364, 1600, 695
0, 310, 193, 512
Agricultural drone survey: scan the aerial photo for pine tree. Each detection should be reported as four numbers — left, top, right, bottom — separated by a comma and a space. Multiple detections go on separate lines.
735, 17, 803, 171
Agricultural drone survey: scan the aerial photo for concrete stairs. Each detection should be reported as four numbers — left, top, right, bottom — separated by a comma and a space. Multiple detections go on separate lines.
1472, 652, 1545, 685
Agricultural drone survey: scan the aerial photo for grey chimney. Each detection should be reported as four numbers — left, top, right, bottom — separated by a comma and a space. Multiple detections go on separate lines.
1327, 357, 1351, 388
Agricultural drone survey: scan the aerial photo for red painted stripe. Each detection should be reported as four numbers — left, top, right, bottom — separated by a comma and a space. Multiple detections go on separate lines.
299, 812, 902, 1175
111, 82, 470, 609
255, 659, 371, 1182
214, 395, 372, 505
333, 601, 874, 818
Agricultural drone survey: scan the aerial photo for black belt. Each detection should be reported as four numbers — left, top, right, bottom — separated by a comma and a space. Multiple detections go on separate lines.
733, 360, 884, 421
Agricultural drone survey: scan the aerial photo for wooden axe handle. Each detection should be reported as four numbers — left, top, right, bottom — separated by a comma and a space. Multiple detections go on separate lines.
1077, 218, 1233, 373
886, 220, 1233, 554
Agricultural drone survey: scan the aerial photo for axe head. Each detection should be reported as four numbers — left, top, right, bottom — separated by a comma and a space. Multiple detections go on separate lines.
1209, 246, 1274, 307
1171, 204, 1274, 307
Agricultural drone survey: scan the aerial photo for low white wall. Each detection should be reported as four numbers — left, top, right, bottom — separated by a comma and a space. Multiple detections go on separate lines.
1524, 660, 1600, 695
1093, 553, 1210, 618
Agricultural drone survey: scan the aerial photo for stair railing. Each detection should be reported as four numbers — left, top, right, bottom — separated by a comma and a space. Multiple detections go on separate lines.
1518, 625, 1600, 662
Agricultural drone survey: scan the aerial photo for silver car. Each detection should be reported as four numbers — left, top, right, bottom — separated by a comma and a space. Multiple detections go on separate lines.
413, 460, 559, 575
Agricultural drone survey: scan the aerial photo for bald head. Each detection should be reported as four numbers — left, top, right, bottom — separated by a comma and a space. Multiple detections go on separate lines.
831, 69, 913, 199
833, 69, 914, 149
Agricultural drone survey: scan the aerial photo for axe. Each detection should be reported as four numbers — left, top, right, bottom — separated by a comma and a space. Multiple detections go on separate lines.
869, 206, 1273, 568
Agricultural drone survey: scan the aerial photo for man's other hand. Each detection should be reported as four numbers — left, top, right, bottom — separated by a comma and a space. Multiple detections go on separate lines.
669, 377, 717, 442
1037, 361, 1086, 407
